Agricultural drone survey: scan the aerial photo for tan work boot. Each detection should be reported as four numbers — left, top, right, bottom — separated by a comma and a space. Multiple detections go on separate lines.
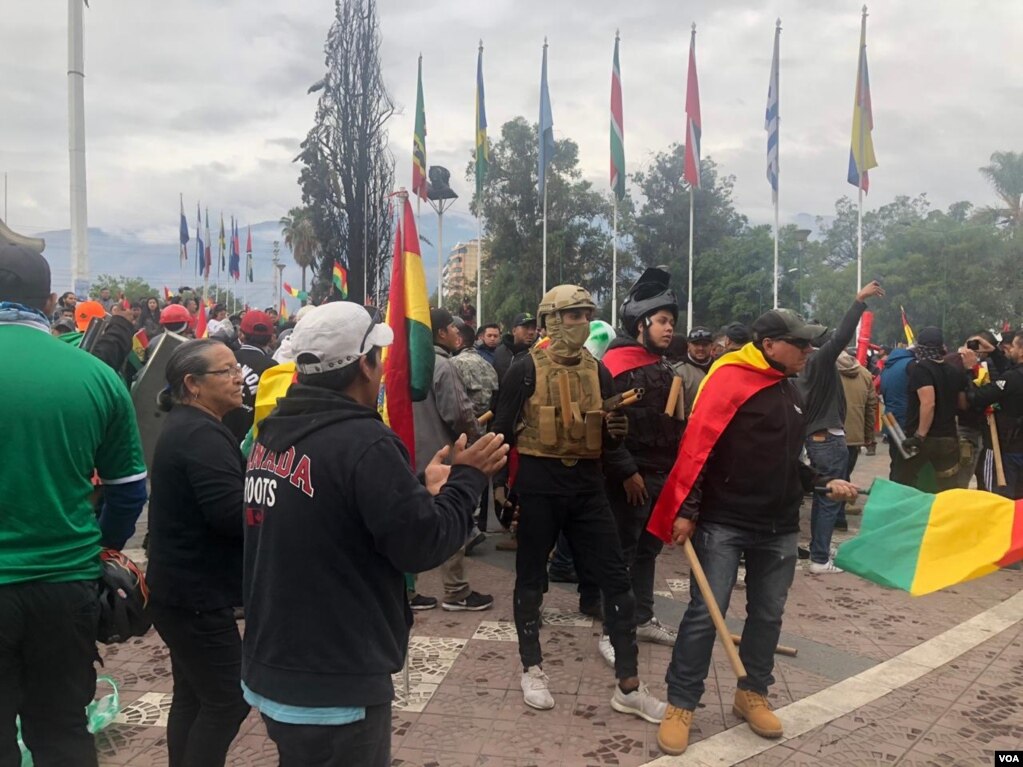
657, 704, 694, 755
733, 689, 783, 738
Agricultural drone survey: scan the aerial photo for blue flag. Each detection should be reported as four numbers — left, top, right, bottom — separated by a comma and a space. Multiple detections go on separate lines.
537, 40, 555, 199
765, 21, 780, 204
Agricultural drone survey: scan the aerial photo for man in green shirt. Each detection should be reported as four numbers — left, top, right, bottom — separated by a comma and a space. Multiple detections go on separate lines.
0, 243, 147, 766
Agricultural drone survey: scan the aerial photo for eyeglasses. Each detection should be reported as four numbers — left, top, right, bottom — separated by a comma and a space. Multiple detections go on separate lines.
199, 364, 244, 378
774, 337, 812, 350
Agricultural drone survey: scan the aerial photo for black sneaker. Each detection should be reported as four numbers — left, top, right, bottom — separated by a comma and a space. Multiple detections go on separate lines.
465, 531, 487, 556
442, 591, 494, 612
409, 594, 438, 611
797, 545, 810, 560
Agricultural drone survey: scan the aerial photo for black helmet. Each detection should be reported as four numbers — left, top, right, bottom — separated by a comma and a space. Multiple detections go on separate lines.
97, 549, 152, 644
619, 267, 678, 336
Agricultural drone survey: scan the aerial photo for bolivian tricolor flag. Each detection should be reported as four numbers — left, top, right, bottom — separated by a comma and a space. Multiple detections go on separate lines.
332, 260, 349, 299
647, 343, 784, 542
382, 197, 434, 465
835, 480, 1023, 595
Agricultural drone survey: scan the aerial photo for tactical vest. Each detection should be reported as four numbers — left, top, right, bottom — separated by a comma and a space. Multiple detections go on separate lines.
516, 346, 604, 461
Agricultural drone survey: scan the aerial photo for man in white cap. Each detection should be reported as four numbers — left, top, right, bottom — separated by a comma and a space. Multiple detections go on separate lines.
240, 301, 508, 767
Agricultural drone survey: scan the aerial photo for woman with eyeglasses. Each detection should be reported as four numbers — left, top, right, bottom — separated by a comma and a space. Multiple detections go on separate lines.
146, 338, 250, 767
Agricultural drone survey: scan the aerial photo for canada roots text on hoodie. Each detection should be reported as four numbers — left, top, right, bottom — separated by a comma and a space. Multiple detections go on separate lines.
241, 384, 486, 708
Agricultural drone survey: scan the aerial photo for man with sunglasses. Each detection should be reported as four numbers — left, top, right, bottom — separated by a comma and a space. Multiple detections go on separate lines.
795, 281, 885, 574
651, 307, 859, 755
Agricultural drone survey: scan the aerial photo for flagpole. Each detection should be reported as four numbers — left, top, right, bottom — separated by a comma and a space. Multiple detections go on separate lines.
364, 183, 369, 305
773, 197, 780, 309
542, 184, 548, 294
612, 199, 618, 327
476, 207, 483, 326
857, 4, 867, 291
857, 185, 863, 289
178, 193, 184, 293
687, 187, 694, 331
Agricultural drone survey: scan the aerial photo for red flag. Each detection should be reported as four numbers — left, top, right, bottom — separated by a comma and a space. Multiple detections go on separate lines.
195, 302, 208, 339
856, 311, 873, 365
683, 25, 702, 189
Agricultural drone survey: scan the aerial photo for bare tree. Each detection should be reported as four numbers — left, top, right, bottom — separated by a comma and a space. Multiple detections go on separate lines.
298, 0, 395, 305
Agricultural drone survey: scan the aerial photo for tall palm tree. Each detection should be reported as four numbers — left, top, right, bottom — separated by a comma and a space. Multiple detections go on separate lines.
979, 151, 1023, 232
279, 207, 320, 292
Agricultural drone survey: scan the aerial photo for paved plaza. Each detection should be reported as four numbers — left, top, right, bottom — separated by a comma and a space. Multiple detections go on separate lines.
93, 451, 1022, 766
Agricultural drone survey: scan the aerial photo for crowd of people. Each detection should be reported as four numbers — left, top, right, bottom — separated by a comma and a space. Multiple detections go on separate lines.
2, 238, 1020, 765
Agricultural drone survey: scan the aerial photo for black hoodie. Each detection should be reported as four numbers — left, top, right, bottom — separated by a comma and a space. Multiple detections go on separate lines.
241, 384, 487, 708
493, 334, 532, 383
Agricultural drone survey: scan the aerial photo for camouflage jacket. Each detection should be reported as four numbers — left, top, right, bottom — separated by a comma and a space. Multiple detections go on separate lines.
451, 347, 500, 418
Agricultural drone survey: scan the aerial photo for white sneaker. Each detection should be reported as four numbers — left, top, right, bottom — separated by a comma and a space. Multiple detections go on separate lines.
809, 559, 844, 574
611, 681, 668, 723
597, 634, 616, 668
636, 617, 678, 646
521, 666, 555, 710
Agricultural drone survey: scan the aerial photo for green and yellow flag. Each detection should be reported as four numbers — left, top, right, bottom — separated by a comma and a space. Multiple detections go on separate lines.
475, 42, 488, 196
412, 55, 428, 200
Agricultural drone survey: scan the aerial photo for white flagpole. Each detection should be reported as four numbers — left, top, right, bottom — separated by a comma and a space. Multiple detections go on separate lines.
857, 5, 867, 291
542, 184, 548, 294
68, 0, 89, 295
687, 187, 694, 331
611, 199, 618, 327
773, 198, 780, 309
476, 203, 483, 325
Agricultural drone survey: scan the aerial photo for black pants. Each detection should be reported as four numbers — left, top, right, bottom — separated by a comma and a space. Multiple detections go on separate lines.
150, 603, 249, 767
262, 703, 391, 767
605, 472, 666, 627
515, 491, 638, 679
0, 580, 100, 767
894, 435, 960, 493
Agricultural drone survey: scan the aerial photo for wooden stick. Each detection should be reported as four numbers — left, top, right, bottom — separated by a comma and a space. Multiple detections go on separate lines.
729, 633, 798, 657
558, 374, 572, 429
477, 410, 493, 425
682, 538, 747, 681
988, 411, 1007, 487
665, 376, 683, 416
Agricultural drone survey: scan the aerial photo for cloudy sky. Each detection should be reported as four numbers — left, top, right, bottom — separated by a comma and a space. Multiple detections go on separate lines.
2, 0, 1022, 289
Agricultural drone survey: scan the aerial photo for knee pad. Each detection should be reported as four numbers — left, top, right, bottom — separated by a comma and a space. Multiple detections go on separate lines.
605, 589, 636, 624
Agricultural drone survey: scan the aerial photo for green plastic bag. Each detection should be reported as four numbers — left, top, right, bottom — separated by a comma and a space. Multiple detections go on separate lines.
17, 676, 119, 766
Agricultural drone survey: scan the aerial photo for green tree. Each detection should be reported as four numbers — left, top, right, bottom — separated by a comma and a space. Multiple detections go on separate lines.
467, 117, 629, 327
978, 150, 1023, 230
280, 207, 319, 293
90, 275, 156, 303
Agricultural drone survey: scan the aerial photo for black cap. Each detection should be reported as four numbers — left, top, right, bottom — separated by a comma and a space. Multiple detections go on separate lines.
751, 309, 828, 342
720, 322, 751, 345
688, 326, 713, 342
513, 312, 537, 328
916, 326, 944, 347
430, 307, 455, 333
0, 243, 51, 305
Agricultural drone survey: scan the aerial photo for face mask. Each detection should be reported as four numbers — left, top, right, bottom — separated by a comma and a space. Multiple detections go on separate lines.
546, 313, 591, 360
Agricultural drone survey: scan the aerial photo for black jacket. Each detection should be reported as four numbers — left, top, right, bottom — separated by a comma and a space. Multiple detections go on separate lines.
223, 344, 275, 442
602, 337, 685, 475
146, 406, 246, 610
493, 335, 532, 383
241, 385, 486, 708
679, 369, 819, 534
968, 364, 1023, 452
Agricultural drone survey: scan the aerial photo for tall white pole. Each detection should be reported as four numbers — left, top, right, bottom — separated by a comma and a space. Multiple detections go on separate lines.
687, 187, 694, 331
437, 208, 444, 307
542, 184, 548, 294
857, 185, 863, 289
476, 208, 483, 325
611, 200, 618, 327
773, 198, 780, 308
68, 0, 88, 295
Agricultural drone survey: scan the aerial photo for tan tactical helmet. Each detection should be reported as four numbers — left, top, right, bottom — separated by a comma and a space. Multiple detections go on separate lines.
537, 285, 596, 328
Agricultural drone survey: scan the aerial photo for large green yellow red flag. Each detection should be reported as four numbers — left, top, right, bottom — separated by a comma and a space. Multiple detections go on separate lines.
835, 479, 1023, 595
647, 343, 785, 542
383, 197, 434, 465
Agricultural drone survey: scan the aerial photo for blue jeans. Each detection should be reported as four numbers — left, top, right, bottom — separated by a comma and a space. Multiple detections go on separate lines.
805, 433, 848, 564
666, 523, 797, 710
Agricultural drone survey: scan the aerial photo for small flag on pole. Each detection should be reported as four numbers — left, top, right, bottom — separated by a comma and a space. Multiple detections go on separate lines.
475, 42, 489, 197
179, 195, 189, 264
245, 226, 254, 283
848, 7, 878, 192
683, 25, 702, 189
163, 286, 173, 303
195, 301, 208, 339
538, 40, 556, 198
204, 208, 212, 278
610, 32, 625, 202
195, 203, 205, 276
412, 55, 428, 200
333, 260, 349, 299
279, 298, 289, 323
219, 213, 226, 271
765, 21, 780, 204
283, 282, 308, 301
901, 306, 915, 345
229, 218, 241, 280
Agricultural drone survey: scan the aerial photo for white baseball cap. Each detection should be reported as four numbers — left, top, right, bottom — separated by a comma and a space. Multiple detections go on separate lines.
290, 301, 393, 374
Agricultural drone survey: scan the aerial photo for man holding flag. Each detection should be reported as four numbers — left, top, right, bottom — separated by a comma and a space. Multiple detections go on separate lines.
648, 308, 857, 756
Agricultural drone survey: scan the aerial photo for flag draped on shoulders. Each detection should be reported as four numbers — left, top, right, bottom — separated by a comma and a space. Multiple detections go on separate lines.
602, 345, 659, 378
647, 343, 784, 542
847, 8, 877, 191
835, 479, 1023, 595
683, 25, 702, 189
383, 198, 435, 466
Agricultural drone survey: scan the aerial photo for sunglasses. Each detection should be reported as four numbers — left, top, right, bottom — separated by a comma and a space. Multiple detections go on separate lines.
358, 307, 384, 355
774, 336, 812, 350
